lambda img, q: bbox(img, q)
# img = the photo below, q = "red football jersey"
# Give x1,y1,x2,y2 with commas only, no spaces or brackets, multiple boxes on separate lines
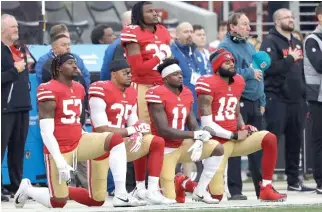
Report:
37,80,85,154
146,85,194,148
196,74,245,143
121,24,171,85
88,81,137,129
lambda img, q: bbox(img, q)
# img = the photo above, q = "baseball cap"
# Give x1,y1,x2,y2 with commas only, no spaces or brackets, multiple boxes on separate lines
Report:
251,51,271,72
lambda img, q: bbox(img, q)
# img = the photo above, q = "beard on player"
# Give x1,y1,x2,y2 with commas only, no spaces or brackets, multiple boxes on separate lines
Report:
218,66,236,78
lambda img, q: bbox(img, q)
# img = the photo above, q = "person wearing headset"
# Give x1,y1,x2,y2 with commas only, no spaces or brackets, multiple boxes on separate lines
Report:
217,12,265,201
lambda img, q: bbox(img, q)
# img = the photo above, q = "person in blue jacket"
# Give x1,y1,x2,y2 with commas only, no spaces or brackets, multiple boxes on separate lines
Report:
100,11,132,80
171,22,212,123
35,24,90,88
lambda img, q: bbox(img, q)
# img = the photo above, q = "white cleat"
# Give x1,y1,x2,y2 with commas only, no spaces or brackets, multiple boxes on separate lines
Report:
131,187,148,206
192,189,220,204
132,187,147,200
14,178,31,208
113,193,145,207
146,189,176,205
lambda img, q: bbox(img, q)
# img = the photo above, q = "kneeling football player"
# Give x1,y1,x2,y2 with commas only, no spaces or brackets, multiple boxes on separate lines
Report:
88,59,175,205
146,59,224,204
196,48,287,202
14,53,140,208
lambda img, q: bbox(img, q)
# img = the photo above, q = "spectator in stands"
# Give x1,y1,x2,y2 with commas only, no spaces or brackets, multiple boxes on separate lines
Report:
171,22,212,123
218,12,264,201
192,24,211,72
91,24,116,44
260,8,315,192
35,24,90,88
209,21,227,52
303,2,322,195
100,11,132,80
1,14,31,202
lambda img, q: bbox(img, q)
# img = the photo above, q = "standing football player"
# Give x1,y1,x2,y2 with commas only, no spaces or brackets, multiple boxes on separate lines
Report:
88,59,175,204
196,48,287,202
146,58,224,204
121,1,172,194
14,53,140,208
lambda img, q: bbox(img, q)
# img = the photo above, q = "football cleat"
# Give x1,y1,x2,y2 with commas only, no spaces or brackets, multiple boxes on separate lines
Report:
14,179,31,208
132,187,147,200
113,192,145,207
146,189,176,205
192,189,220,204
174,173,186,203
259,183,287,202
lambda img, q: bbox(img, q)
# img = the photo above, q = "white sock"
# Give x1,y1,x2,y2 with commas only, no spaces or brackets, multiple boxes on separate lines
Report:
136,181,146,190
109,143,127,195
196,155,223,193
147,176,159,192
262,179,272,187
26,187,52,208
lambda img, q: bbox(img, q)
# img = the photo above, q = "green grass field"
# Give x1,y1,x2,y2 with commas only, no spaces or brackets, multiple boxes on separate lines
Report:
148,205,322,212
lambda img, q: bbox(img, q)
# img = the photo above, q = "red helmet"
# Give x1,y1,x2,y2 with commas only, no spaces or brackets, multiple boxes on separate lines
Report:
209,48,235,73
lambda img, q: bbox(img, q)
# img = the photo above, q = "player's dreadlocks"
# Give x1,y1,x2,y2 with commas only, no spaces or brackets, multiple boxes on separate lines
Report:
131,1,152,30
51,55,61,79
50,53,76,79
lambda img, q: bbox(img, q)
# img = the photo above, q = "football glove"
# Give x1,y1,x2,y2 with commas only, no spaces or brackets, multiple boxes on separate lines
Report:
187,140,203,162
129,132,143,153
193,130,212,142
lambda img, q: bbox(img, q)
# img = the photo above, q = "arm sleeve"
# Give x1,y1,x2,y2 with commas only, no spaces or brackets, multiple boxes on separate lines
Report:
260,38,294,76
305,38,322,74
89,97,109,128
40,119,64,163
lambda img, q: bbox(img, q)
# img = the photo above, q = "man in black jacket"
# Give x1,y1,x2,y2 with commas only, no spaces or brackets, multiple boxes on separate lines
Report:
1,14,31,201
303,3,322,194
260,8,314,192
